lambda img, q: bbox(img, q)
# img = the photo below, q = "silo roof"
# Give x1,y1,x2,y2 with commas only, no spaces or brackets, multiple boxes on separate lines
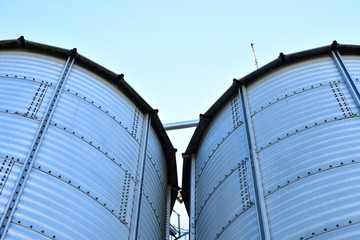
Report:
0,36,178,205
181,41,360,213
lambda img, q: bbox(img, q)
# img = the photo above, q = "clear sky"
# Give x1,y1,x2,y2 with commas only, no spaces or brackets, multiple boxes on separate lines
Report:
2,0,360,233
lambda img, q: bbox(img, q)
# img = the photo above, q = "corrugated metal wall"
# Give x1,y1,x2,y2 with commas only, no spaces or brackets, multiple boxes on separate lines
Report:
0,52,64,236
246,56,360,239
192,53,360,240
137,127,168,239
342,56,360,92
194,96,260,240
0,50,170,239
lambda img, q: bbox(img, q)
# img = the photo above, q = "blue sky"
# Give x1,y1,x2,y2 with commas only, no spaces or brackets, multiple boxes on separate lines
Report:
3,1,360,123
3,0,360,230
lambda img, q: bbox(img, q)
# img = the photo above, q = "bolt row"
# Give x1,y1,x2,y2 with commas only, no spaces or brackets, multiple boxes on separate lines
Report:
131,107,140,139
196,126,239,184
330,81,354,117
12,221,56,239
215,203,254,238
2,74,54,84
25,81,49,119
0,60,74,237
239,160,251,210
251,81,342,117
64,89,141,143
0,157,16,196
33,164,129,227
147,154,166,193
49,122,135,180
231,96,243,129
143,191,164,235
195,159,247,221
265,159,358,197
120,172,131,224
257,115,358,152
299,219,360,240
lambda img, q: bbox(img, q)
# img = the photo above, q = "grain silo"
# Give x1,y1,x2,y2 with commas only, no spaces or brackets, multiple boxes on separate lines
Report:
182,41,360,240
0,36,178,240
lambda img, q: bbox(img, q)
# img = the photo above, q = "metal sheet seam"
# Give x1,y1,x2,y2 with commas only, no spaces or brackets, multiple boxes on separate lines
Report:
301,220,360,240
239,84,271,240
26,81,49,119
1,76,53,120
0,52,75,239
189,154,196,240
0,112,44,125
62,89,142,144
332,50,360,110
120,172,132,224
47,123,136,181
215,204,255,239
195,123,244,184
142,190,164,234
30,165,129,227
265,159,359,197
131,107,140,140
250,82,339,117
257,116,359,153
0,75,48,84
0,157,19,196
146,153,166,193
11,221,55,239
195,158,248,221
129,113,151,240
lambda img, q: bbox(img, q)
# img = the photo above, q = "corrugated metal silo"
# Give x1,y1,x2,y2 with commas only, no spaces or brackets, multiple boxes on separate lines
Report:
0,37,178,240
182,41,360,240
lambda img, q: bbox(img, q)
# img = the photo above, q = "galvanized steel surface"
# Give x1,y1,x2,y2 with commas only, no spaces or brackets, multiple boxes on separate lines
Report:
0,55,76,238
137,128,168,239
247,56,360,239
0,51,65,85
184,44,360,240
342,56,360,78
216,208,259,240
342,56,360,92
193,96,260,240
0,41,175,240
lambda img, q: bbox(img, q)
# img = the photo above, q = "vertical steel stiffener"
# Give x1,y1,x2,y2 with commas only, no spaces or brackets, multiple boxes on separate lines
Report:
332,50,360,110
183,42,360,240
130,113,151,240
0,38,177,240
239,84,271,240
0,53,76,239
